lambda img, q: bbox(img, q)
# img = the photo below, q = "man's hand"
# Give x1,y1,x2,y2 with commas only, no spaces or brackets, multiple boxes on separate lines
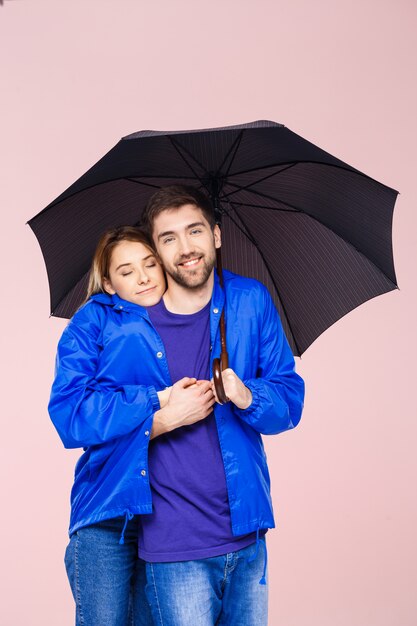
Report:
211,368,253,409
151,377,215,439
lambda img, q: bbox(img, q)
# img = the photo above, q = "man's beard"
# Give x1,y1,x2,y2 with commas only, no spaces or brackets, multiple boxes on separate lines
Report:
165,251,216,289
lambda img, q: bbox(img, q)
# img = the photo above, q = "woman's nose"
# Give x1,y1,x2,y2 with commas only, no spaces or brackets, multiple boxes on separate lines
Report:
137,270,150,284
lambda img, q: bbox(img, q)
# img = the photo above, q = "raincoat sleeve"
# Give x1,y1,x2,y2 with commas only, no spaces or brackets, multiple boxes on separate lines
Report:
48,304,160,449
233,284,305,436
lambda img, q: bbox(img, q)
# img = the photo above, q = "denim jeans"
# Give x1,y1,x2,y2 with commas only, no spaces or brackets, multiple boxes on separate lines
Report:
145,538,268,626
64,516,153,626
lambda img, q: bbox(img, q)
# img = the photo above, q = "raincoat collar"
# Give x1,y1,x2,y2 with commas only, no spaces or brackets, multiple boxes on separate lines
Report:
89,292,149,315
212,269,226,310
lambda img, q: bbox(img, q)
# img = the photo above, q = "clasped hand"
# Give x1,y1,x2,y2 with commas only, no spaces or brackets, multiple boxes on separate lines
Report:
153,370,252,438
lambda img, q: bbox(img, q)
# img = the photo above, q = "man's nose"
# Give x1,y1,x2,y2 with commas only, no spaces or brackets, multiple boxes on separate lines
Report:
177,234,193,256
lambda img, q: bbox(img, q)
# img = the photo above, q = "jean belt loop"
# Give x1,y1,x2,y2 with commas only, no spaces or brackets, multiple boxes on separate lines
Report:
247,526,260,564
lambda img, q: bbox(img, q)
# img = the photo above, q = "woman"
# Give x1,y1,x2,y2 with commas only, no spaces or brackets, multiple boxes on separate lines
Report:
49,226,207,626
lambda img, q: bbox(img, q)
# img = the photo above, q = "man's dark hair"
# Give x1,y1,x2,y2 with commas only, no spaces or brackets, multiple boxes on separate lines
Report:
141,185,216,234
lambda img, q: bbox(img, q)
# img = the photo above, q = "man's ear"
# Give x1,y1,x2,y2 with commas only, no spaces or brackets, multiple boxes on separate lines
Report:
213,224,221,249
102,277,116,295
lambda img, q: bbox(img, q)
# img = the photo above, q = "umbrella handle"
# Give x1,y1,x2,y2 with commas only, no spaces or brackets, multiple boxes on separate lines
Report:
212,245,230,404
213,356,229,404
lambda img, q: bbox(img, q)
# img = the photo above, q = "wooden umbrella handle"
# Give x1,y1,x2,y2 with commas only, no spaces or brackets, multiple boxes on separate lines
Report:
213,311,229,403
213,357,229,404
213,235,229,404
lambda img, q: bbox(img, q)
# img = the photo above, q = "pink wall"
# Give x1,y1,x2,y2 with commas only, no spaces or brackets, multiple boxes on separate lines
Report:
1,1,416,624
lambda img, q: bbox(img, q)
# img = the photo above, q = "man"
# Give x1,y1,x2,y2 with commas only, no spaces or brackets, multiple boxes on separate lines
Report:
140,185,305,625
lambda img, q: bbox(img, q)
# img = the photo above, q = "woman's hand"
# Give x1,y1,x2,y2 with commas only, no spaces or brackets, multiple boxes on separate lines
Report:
151,377,215,438
156,386,172,408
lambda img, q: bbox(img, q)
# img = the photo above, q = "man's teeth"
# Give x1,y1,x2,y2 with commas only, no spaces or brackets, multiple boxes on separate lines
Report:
182,258,200,267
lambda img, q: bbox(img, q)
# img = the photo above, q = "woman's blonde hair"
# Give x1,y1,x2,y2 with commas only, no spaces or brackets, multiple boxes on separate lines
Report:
85,226,156,300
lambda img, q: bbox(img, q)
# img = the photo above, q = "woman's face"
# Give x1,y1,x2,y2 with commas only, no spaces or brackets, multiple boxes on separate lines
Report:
103,240,166,307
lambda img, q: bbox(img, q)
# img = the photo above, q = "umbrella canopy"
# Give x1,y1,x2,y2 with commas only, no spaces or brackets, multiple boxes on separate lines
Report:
28,120,399,356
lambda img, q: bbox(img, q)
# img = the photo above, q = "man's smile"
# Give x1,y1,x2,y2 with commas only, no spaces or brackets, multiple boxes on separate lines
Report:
178,256,202,268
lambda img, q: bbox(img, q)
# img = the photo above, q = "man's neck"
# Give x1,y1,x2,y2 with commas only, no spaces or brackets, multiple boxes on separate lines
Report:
163,272,214,314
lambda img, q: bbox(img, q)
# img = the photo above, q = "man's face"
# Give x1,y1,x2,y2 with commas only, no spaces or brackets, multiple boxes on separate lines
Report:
152,204,221,289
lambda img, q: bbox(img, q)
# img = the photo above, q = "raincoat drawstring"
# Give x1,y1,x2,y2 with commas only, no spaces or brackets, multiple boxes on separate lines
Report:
119,510,134,545
247,527,268,585
258,537,267,585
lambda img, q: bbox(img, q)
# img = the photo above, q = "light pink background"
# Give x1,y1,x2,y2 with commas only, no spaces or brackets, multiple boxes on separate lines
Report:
1,1,416,624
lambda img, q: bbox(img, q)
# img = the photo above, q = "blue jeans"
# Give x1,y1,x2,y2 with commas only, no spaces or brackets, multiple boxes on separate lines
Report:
145,539,268,626
64,516,153,626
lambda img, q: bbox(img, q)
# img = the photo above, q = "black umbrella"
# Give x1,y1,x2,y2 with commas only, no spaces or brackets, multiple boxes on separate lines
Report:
29,120,399,366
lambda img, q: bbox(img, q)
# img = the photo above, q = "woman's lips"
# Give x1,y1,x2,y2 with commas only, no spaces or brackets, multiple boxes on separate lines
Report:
136,286,156,295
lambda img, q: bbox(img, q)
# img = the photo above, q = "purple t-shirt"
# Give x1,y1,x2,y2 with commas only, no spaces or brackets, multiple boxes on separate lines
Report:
138,298,258,562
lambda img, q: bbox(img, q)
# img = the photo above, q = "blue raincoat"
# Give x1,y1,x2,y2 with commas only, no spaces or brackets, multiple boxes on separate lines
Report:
49,270,305,538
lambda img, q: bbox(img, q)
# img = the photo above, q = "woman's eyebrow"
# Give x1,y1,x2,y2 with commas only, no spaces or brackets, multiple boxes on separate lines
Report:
115,254,155,271
115,262,133,271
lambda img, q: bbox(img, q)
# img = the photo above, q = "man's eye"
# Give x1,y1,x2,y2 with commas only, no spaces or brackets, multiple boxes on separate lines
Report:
163,237,174,244
190,229,202,235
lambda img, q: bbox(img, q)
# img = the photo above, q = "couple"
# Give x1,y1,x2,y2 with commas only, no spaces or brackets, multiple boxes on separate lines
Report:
49,185,305,626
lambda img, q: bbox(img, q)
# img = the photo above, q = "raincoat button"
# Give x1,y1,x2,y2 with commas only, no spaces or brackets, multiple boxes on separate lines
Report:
119,305,123,310
144,430,150,436
141,469,147,477
156,351,163,358
213,308,219,314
